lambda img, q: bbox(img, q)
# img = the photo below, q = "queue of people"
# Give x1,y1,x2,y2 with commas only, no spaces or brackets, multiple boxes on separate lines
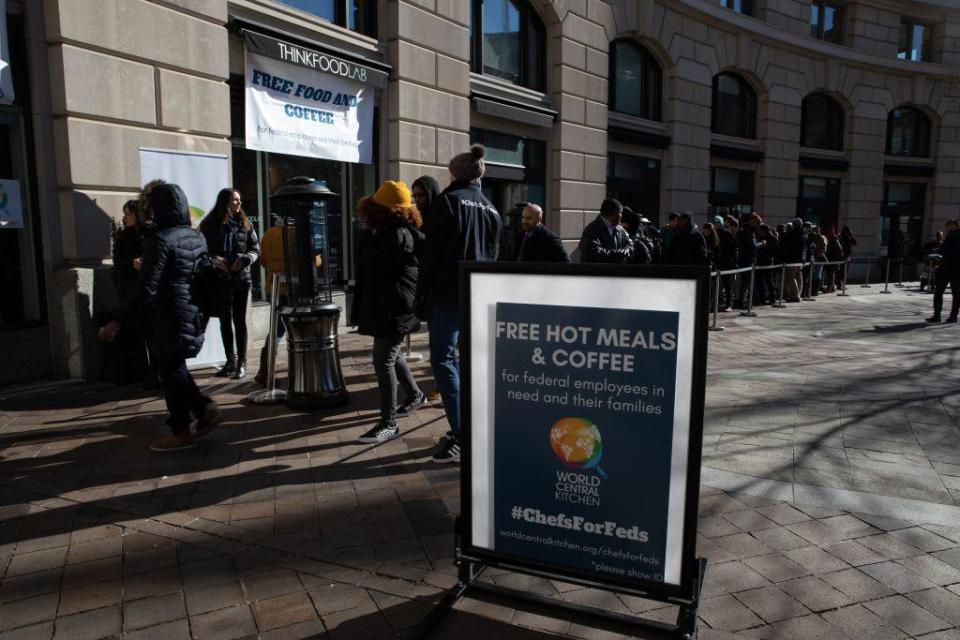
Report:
105,145,959,460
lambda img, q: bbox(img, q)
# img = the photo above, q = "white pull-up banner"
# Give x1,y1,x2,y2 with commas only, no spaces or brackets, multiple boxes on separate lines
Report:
0,0,15,105
244,31,378,164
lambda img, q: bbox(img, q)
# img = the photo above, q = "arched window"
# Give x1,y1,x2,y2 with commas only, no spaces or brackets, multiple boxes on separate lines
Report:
711,73,757,139
471,0,546,91
801,94,844,150
887,107,931,157
609,40,662,122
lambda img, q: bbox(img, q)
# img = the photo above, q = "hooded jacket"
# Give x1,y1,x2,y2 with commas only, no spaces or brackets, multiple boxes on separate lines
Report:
351,220,423,340
418,180,501,310
116,183,209,360
412,176,441,230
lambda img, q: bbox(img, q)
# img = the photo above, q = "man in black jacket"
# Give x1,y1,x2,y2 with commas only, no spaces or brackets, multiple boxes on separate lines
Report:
717,217,738,310
99,182,220,453
664,212,708,266
928,219,960,323
781,218,808,302
513,204,570,263
734,216,758,308
419,145,502,463
755,224,779,304
579,198,634,263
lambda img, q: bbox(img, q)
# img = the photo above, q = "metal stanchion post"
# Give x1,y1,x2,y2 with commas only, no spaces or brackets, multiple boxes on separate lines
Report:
896,258,904,288
248,273,286,405
709,271,724,331
881,258,892,294
773,264,787,308
404,333,425,362
740,265,757,317
803,263,815,301
838,259,850,296
861,258,872,287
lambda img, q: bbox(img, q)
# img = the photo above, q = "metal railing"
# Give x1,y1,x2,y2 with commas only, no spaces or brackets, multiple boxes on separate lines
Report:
707,257,906,331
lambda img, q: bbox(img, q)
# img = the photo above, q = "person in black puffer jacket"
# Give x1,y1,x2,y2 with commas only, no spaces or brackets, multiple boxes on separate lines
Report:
100,181,221,453
200,188,260,380
351,181,426,444
928,219,960,323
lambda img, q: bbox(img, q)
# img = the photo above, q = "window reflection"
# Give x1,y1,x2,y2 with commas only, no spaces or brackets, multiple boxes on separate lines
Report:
482,0,521,83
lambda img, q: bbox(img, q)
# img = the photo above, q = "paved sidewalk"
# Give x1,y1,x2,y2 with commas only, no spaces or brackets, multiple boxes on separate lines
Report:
1,285,959,639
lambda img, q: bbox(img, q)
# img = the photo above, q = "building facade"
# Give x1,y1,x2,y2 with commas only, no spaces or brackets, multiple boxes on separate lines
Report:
2,0,958,383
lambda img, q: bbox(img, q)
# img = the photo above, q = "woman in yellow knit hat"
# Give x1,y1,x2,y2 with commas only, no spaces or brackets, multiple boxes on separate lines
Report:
351,180,427,444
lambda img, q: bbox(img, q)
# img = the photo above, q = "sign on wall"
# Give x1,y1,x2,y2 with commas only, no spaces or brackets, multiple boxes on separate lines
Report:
0,178,23,228
139,148,229,368
462,263,708,600
244,32,377,164
0,0,15,105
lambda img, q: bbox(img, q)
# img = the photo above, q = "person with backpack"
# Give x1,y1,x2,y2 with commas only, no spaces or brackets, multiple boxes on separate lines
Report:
99,181,221,453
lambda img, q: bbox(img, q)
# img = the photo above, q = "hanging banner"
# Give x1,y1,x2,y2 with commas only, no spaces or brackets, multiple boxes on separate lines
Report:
0,178,23,228
0,0,15,105
139,148,230,368
244,32,375,164
462,263,708,601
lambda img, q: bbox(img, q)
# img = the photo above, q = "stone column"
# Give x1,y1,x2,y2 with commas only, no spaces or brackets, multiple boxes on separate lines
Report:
41,0,231,378
551,0,611,250
386,0,471,187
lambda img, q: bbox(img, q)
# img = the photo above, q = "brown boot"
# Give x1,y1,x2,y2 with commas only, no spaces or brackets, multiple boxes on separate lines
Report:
150,432,197,453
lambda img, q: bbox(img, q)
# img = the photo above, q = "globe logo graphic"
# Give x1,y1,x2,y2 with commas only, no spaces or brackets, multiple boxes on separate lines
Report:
549,417,607,479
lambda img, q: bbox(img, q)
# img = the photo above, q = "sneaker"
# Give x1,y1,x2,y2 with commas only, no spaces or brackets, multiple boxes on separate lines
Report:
397,392,427,417
150,433,197,453
190,401,222,438
926,315,942,323
215,359,237,377
432,438,460,463
358,422,400,444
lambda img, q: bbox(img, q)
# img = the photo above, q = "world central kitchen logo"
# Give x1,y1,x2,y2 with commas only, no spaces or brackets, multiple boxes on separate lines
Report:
549,417,606,507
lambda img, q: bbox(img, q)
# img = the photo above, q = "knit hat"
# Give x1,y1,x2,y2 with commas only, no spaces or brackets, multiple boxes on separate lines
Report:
371,180,413,210
713,216,724,225
449,145,486,182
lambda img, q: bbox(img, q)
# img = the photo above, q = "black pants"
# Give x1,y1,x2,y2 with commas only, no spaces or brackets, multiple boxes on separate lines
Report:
933,268,960,318
756,268,773,304
159,357,211,434
140,311,158,379
721,274,734,308
218,283,250,363
372,337,421,425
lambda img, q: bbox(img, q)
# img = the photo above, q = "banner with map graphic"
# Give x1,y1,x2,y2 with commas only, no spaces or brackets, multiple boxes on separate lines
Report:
138,148,229,368
462,264,708,599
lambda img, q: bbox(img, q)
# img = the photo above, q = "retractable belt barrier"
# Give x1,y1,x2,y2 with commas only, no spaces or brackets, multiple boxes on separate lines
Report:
705,256,900,331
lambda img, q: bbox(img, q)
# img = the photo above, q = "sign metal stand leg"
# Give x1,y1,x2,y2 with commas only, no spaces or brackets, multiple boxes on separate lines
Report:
772,264,787,308
413,554,708,640
838,260,850,296
248,273,286,404
740,266,757,318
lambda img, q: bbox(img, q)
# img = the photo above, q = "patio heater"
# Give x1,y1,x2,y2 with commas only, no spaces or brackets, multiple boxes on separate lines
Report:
273,176,349,410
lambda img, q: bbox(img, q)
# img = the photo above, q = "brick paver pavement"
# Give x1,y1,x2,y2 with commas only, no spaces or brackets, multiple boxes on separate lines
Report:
1,285,959,639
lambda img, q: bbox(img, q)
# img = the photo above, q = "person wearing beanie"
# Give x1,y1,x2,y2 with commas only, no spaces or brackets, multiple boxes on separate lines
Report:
351,181,427,444
418,144,502,463
578,198,635,263
99,180,221,453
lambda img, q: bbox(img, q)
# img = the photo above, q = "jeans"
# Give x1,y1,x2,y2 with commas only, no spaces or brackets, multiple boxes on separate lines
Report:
784,266,803,300
159,357,212,434
933,268,960,318
219,282,250,363
429,305,461,437
756,268,773,304
721,274,734,308
372,337,422,425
